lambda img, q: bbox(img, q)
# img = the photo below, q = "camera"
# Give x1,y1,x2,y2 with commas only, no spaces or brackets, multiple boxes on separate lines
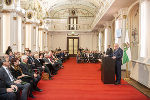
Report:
13,88,17,92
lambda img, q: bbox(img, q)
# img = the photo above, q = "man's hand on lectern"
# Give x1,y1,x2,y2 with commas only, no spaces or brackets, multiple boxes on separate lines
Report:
112,56,116,59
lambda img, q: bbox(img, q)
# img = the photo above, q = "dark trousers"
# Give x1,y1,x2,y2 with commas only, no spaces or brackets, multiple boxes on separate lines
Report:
44,66,52,78
0,92,16,100
115,61,122,83
33,75,41,89
16,83,30,100
21,77,34,96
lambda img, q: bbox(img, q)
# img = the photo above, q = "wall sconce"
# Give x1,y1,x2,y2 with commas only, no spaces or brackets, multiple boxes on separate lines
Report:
13,43,16,46
132,28,137,41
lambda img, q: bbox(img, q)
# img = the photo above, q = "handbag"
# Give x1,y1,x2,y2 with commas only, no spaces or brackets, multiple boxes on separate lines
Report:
41,70,49,80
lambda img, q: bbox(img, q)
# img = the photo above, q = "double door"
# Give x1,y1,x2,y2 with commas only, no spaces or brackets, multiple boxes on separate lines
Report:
67,37,79,57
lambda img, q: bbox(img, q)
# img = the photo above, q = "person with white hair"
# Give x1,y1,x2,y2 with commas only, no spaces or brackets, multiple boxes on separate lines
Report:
112,43,123,85
19,55,42,98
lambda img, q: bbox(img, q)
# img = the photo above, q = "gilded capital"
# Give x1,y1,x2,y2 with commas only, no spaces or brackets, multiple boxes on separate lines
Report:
123,15,127,19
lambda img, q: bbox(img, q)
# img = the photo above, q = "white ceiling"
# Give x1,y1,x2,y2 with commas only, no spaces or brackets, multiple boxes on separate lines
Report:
20,0,138,31
21,0,105,18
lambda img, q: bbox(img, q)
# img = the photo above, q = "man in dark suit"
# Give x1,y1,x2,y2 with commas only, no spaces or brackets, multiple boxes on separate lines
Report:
43,54,54,79
0,77,17,100
112,43,123,85
20,55,42,92
0,55,30,100
106,45,113,57
26,50,36,69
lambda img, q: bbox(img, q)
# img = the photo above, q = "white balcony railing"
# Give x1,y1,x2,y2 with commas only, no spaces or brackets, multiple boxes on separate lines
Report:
48,23,91,31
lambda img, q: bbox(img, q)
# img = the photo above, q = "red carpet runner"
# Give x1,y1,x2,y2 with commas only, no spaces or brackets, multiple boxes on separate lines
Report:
29,58,149,100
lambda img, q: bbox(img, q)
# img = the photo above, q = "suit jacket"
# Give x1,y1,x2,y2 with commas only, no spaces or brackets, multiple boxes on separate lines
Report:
0,77,9,94
9,66,22,79
28,56,34,65
34,59,43,69
106,48,113,57
93,53,98,59
43,58,50,64
39,59,45,66
0,67,14,86
113,47,123,64
0,60,2,68
19,63,33,77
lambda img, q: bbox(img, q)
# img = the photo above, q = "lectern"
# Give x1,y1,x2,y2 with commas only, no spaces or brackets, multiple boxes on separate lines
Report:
101,56,115,84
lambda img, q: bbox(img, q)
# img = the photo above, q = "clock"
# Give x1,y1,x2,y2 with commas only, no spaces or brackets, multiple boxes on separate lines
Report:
5,0,12,6
27,12,32,19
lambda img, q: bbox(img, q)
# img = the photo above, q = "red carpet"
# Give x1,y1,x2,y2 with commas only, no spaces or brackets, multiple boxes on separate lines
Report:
29,58,149,100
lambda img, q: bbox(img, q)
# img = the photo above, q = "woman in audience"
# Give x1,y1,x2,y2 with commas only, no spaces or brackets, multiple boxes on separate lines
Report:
34,54,52,80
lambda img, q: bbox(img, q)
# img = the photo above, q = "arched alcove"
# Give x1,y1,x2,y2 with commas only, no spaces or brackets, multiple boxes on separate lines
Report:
128,3,139,60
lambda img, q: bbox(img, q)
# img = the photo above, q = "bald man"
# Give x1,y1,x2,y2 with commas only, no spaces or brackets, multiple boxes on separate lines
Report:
112,44,123,85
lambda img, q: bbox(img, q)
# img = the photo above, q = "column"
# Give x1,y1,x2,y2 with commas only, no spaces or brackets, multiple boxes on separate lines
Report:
43,32,46,51
25,23,34,51
121,15,127,43
101,31,104,52
2,13,11,53
98,28,104,52
11,14,19,52
45,32,48,51
18,16,23,53
104,23,112,52
47,33,50,51
39,28,43,51
140,0,150,58
1,12,19,54
21,22,25,53
36,26,39,52
32,26,36,52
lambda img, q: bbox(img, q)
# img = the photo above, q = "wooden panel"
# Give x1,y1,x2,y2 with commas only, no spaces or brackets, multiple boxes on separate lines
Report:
74,39,78,54
69,39,73,54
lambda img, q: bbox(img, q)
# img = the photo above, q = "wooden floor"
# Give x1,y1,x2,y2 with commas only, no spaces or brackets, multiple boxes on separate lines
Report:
122,71,150,98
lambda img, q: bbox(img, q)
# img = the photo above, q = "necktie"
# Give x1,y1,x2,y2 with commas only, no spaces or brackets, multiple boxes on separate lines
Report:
6,68,14,81
37,59,40,62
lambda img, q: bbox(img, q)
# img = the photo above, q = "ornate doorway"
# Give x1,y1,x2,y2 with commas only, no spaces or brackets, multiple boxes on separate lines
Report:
67,37,79,57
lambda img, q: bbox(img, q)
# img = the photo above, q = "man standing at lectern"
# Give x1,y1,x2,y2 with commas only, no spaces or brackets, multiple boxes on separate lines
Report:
112,43,123,85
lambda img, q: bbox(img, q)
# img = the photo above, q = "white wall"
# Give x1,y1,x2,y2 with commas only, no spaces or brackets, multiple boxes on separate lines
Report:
48,31,98,51
79,32,98,51
49,32,67,50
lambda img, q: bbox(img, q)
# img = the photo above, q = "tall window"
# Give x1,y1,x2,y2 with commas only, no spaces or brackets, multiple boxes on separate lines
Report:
69,17,78,30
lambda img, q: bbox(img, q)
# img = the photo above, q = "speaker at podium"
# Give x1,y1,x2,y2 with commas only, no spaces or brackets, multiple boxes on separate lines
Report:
101,56,115,84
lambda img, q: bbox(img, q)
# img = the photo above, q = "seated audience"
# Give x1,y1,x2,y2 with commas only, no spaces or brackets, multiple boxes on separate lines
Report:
19,55,42,93
0,54,30,100
0,77,17,100
0,47,68,99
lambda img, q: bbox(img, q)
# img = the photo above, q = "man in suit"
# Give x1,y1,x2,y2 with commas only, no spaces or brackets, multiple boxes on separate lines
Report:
20,55,42,92
26,50,36,69
0,75,17,100
43,54,53,79
106,45,113,57
112,43,123,85
0,55,30,100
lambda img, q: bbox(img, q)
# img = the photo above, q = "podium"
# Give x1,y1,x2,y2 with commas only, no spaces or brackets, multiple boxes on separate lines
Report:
101,56,115,84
